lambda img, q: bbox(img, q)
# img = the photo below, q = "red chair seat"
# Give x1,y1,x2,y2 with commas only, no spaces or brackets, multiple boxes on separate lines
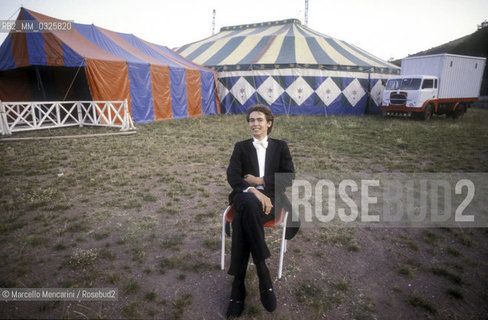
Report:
224,203,285,227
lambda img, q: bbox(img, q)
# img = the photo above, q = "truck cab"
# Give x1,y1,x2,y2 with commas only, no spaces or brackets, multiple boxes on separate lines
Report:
381,75,438,117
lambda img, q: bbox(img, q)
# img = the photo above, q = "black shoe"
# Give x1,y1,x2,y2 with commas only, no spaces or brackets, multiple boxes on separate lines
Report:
226,285,246,318
256,261,276,312
259,286,276,312
226,297,245,318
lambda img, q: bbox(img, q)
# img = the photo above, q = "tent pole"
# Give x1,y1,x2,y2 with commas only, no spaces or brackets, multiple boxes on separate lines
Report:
250,64,257,109
35,67,47,100
63,59,85,101
364,70,371,115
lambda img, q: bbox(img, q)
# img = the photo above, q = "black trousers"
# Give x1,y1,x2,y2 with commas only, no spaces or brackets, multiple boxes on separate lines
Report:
228,192,275,276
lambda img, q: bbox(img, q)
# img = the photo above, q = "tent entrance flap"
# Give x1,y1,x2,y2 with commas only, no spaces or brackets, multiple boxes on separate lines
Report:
0,66,92,102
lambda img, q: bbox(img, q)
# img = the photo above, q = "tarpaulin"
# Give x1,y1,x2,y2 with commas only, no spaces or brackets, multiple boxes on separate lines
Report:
200,71,219,115
185,69,202,117
169,68,188,119
85,59,130,124
0,37,17,70
42,33,65,66
150,65,172,120
128,62,154,123
0,8,219,122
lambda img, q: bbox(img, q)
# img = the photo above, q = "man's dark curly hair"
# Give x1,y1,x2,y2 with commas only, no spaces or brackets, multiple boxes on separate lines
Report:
246,104,274,134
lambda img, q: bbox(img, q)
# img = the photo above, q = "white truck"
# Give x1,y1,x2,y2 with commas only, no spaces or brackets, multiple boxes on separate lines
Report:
380,54,486,120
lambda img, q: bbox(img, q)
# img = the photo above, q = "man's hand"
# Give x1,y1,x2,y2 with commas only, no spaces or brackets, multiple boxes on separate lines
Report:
248,187,273,215
244,174,264,187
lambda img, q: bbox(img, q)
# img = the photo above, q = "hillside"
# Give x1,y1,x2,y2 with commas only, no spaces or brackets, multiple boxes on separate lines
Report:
413,28,487,58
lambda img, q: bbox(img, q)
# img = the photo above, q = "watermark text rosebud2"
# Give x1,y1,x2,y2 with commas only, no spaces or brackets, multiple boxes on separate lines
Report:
276,173,487,228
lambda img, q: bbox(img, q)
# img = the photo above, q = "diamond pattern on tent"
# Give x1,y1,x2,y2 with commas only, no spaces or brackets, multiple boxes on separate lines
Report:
227,76,244,90
315,77,341,106
331,77,344,90
256,76,285,106
302,76,321,90
244,76,259,89
342,78,366,107
254,75,273,89
272,75,298,90
370,79,384,106
280,91,295,108
217,79,230,102
229,77,255,105
286,77,314,106
215,74,389,114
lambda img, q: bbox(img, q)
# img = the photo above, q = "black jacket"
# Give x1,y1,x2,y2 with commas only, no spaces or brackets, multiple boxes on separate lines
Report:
226,137,295,204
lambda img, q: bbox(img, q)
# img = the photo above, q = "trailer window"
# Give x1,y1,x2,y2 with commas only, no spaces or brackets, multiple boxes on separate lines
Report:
422,79,434,89
434,79,438,88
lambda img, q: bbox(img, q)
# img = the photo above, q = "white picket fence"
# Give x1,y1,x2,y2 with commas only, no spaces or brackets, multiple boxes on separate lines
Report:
0,100,135,136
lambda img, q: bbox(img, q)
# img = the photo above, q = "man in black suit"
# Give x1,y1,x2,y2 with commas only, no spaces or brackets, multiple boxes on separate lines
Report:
225,104,295,318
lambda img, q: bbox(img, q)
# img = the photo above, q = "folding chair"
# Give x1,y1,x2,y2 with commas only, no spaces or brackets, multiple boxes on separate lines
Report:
221,204,289,279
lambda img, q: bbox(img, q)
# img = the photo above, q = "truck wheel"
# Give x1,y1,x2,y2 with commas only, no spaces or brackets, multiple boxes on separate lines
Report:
451,104,465,119
422,104,433,121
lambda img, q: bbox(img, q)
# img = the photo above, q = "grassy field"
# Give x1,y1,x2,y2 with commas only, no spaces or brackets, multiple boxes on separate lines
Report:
0,109,488,319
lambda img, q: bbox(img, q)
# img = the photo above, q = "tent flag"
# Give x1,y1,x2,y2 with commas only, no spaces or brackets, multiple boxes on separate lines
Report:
177,19,400,115
0,8,219,123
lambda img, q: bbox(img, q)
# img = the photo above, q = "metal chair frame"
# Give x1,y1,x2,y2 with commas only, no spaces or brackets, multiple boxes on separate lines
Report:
220,204,289,279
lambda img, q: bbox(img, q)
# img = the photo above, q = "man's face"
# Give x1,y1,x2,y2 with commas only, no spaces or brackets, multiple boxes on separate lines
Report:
248,111,271,140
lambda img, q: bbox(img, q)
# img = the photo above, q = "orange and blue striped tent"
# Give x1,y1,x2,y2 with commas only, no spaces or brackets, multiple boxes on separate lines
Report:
0,8,220,123
177,19,400,115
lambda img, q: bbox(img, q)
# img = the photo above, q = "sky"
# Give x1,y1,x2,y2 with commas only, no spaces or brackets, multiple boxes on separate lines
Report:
0,0,487,61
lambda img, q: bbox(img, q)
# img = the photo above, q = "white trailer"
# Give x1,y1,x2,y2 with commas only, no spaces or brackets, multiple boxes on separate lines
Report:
380,54,486,120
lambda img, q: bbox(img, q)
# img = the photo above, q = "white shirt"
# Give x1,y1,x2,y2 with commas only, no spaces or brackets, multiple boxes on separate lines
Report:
253,136,267,179
244,136,267,192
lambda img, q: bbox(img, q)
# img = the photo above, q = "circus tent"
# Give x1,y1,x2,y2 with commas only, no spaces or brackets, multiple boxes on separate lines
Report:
177,19,400,115
0,8,220,123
